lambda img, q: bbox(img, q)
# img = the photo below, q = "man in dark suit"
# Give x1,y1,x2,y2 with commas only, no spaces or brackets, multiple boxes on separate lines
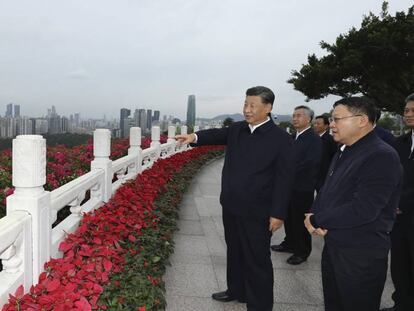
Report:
175,86,295,311
381,94,414,311
271,106,321,265
304,97,402,311
313,115,337,192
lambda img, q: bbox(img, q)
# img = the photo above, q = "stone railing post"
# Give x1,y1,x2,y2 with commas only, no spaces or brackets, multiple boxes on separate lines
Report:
204,125,211,130
91,129,112,202
6,135,50,280
150,126,161,160
193,125,200,132
180,125,188,150
181,125,188,136
128,127,142,174
167,125,176,143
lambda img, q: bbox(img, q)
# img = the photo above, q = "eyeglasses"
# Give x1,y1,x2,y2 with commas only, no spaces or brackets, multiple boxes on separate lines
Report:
329,115,362,123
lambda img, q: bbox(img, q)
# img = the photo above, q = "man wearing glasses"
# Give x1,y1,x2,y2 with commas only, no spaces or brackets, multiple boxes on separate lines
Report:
304,97,402,311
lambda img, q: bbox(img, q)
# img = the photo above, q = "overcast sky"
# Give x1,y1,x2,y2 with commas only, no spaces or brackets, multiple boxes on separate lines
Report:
0,0,412,120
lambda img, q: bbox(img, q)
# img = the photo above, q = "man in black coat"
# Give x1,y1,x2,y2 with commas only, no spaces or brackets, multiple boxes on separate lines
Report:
304,97,402,311
313,115,337,192
271,106,321,265
175,86,295,311
381,94,414,311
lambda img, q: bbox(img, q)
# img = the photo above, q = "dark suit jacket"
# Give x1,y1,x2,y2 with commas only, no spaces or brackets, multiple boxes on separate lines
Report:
393,131,414,215
310,131,402,251
194,120,295,220
316,131,337,191
292,128,322,192
374,125,396,146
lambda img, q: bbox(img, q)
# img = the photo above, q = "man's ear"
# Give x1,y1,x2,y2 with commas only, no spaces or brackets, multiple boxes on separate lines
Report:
266,103,273,113
359,114,370,127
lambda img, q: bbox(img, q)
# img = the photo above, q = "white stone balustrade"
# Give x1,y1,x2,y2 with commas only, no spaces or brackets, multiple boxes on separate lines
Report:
0,126,190,308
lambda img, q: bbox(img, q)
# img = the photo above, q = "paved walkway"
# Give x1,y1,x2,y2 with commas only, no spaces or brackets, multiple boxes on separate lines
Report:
164,158,395,311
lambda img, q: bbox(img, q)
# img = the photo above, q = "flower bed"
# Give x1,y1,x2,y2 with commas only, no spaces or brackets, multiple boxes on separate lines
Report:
3,145,224,311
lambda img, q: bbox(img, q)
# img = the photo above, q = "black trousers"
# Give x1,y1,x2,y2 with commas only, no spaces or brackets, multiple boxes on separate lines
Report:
321,244,388,311
223,210,273,311
283,190,314,258
390,215,414,311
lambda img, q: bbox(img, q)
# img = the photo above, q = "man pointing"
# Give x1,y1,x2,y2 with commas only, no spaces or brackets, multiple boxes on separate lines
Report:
176,86,295,311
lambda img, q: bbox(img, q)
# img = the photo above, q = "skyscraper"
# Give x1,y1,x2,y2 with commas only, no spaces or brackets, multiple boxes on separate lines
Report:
153,110,160,123
138,109,146,129
120,108,131,138
146,109,152,130
14,104,20,118
6,103,13,117
186,95,196,128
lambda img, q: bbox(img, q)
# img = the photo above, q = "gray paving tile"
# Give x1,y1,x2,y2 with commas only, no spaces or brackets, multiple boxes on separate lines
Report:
179,201,200,220
273,269,320,305
170,234,212,265
177,219,204,236
164,263,219,297
198,182,222,197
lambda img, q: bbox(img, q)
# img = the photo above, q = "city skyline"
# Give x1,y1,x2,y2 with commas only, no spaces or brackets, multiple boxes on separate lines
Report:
0,1,412,120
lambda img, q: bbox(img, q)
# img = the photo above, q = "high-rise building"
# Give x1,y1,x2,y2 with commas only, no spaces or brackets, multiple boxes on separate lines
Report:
120,108,131,138
122,117,134,138
35,119,48,134
153,110,160,123
6,103,13,117
74,113,80,127
48,115,62,134
14,105,20,118
186,95,196,128
17,117,32,135
61,117,69,133
146,109,152,130
138,109,146,130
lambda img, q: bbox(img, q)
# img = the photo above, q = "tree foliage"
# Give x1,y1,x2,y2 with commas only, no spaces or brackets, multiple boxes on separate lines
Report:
222,117,234,127
288,2,414,113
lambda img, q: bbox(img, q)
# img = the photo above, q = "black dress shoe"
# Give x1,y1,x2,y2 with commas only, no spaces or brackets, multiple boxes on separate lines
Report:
270,244,293,253
212,291,236,302
286,255,307,265
212,291,246,303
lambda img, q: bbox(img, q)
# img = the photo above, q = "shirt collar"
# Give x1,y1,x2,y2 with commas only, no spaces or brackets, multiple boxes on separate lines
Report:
295,126,311,139
248,117,271,133
411,131,414,152
319,130,327,137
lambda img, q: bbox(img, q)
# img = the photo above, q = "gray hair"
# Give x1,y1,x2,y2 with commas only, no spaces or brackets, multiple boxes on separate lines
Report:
294,105,314,121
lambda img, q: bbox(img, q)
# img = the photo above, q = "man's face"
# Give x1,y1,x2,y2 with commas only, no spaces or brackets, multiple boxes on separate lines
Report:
330,104,363,145
292,108,311,131
314,118,328,134
403,101,414,129
243,96,272,125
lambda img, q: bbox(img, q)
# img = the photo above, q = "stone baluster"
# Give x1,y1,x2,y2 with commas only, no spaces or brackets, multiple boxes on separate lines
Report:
6,135,50,280
167,125,176,143
91,129,112,202
128,127,142,175
204,125,211,130
150,126,161,160
181,125,188,135
193,125,200,132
